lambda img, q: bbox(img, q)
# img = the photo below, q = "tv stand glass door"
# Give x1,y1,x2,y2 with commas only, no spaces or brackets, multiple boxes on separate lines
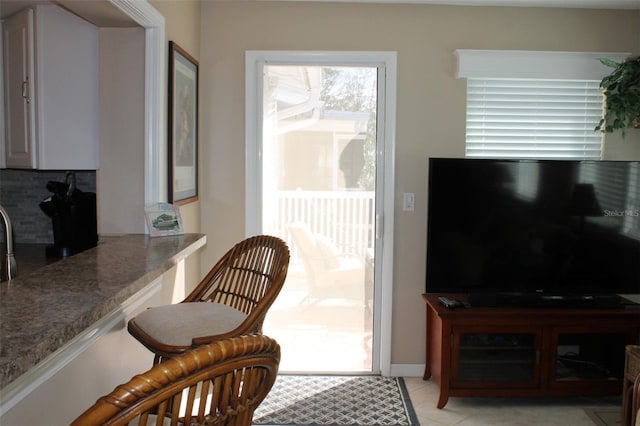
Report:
552,327,633,388
453,327,540,386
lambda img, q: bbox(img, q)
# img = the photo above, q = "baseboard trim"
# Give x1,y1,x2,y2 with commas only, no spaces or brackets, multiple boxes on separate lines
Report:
390,364,424,377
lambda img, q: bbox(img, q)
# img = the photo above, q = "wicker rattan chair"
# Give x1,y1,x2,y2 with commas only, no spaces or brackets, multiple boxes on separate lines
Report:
633,373,640,426
72,334,280,426
128,235,289,363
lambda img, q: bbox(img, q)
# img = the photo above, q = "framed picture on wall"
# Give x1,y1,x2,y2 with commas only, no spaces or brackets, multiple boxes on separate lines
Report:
168,41,199,205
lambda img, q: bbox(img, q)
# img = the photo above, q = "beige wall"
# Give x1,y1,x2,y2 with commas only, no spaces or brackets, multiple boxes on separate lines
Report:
99,28,146,235
150,0,201,234
150,0,203,292
192,2,640,368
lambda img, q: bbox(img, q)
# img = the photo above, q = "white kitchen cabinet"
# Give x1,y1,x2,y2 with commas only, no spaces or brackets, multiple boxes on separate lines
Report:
2,5,99,170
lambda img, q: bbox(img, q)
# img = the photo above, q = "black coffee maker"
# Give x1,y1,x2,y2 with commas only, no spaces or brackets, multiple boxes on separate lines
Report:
39,171,98,258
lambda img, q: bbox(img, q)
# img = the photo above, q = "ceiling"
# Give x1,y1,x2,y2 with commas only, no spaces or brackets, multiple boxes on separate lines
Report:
0,0,638,25
0,0,139,26
277,0,640,7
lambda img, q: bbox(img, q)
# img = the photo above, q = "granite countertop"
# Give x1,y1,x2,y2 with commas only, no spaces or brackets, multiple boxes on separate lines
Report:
0,233,206,389
1,243,57,280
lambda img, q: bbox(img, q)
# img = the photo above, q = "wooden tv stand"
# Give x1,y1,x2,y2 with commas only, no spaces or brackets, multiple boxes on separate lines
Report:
423,294,640,409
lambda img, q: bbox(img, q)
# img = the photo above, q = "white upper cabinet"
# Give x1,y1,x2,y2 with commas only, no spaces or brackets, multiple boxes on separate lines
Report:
2,8,35,168
2,4,99,170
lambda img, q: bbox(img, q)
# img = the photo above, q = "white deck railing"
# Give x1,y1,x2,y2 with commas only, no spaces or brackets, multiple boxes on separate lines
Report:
273,190,375,264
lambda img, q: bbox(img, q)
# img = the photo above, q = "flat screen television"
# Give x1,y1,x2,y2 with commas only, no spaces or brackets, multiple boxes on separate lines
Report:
425,158,640,308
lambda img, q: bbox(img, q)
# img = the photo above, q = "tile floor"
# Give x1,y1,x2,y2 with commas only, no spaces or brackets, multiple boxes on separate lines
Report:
403,376,621,425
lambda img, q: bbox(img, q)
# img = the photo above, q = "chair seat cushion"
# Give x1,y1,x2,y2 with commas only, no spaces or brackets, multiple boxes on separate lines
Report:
133,302,248,347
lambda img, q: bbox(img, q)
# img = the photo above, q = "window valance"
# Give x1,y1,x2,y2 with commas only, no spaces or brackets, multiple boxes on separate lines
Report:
454,50,631,80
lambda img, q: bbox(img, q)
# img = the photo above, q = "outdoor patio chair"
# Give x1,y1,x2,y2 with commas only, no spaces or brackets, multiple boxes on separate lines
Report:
287,222,366,306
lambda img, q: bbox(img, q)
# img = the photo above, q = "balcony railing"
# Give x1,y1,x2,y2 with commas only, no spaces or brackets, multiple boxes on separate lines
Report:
271,190,375,266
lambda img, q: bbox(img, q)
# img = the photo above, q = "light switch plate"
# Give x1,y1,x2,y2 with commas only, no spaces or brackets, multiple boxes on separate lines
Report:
403,193,415,211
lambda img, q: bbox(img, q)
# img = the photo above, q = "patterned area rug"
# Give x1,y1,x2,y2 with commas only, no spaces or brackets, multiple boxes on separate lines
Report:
253,375,419,426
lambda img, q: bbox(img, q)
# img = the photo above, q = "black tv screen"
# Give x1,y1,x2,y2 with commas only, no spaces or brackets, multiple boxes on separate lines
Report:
425,158,640,307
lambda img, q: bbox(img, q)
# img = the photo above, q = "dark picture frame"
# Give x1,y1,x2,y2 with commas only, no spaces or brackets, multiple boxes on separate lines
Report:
168,41,198,205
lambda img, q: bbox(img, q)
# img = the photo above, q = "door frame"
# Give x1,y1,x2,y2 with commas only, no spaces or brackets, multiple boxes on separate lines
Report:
245,51,397,375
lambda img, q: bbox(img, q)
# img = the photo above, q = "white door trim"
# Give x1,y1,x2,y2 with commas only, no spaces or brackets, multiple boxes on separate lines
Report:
245,51,397,375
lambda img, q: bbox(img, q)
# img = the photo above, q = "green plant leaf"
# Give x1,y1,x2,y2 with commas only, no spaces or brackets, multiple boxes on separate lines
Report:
599,58,620,68
596,56,640,136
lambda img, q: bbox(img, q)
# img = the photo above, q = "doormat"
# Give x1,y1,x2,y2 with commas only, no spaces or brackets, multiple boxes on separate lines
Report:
253,375,419,425
583,408,621,426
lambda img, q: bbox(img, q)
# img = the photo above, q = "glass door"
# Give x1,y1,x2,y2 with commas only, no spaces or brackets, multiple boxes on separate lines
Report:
260,64,377,373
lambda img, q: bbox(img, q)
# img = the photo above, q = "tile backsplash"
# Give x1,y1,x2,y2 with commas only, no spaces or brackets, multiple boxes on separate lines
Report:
0,169,96,244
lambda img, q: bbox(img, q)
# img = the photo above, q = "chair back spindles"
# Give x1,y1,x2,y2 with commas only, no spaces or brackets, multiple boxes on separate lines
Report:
185,235,289,334
72,335,280,426
187,236,287,307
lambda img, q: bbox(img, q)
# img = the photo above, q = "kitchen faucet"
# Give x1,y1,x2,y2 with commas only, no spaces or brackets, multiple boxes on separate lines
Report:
0,205,17,281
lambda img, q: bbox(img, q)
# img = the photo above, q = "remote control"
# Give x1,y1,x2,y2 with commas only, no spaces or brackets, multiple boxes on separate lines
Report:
438,297,461,309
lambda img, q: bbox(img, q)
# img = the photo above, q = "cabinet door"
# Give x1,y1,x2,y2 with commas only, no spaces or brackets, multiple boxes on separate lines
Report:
3,8,36,169
551,325,638,391
34,4,99,170
3,5,98,170
451,326,542,389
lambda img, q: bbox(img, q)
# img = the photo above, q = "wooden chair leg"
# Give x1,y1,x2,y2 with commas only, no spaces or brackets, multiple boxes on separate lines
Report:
632,374,640,426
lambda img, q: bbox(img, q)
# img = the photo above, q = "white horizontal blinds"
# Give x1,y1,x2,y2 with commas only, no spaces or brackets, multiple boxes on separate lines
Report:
579,162,640,238
466,78,604,159
580,162,627,211
625,165,640,238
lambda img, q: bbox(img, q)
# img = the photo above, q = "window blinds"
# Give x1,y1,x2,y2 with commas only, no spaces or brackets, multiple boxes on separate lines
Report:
465,78,604,160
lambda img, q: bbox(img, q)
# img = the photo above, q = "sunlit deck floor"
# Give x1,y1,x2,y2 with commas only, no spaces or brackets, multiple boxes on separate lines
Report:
262,270,373,373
